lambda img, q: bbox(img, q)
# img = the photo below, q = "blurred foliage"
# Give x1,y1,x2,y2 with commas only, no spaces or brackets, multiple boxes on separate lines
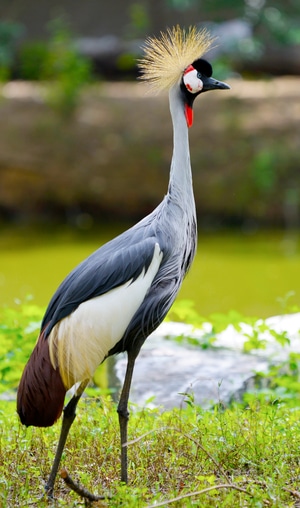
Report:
0,300,44,395
169,298,300,407
18,41,49,81
117,52,137,72
167,0,300,75
42,18,92,117
17,18,92,117
2,298,300,408
251,148,278,193
125,2,150,39
173,0,300,46
0,21,23,81
0,1,299,86
122,0,300,77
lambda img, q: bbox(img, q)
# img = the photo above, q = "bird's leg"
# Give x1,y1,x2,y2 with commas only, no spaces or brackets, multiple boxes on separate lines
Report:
45,380,88,498
117,349,138,484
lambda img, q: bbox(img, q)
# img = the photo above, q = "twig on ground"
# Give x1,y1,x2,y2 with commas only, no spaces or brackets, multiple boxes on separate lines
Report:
60,468,111,504
282,487,300,500
241,478,300,501
146,483,252,507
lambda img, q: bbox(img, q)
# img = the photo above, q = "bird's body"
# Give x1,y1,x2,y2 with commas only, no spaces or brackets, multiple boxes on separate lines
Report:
17,26,229,498
17,82,197,428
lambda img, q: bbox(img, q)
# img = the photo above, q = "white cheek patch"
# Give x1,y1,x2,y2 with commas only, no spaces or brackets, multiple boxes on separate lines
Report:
183,68,203,94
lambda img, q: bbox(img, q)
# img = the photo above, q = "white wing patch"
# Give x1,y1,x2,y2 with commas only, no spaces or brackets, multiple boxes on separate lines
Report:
49,243,163,389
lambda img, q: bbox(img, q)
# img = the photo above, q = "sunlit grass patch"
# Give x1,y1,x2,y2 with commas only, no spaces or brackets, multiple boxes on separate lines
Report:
1,396,300,506
1,302,300,505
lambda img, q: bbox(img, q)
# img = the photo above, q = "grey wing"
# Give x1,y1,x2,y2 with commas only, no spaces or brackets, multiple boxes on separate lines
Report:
42,236,163,337
116,251,184,353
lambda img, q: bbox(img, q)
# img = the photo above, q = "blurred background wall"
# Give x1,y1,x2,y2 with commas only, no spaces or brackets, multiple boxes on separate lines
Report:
0,0,299,227
0,1,300,313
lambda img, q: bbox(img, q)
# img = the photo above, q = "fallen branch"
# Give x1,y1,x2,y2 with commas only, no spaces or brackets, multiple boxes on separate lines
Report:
60,468,111,504
240,478,300,502
282,486,300,499
146,483,252,507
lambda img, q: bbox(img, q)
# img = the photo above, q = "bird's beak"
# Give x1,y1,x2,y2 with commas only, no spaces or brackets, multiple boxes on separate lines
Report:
184,76,230,128
201,76,231,93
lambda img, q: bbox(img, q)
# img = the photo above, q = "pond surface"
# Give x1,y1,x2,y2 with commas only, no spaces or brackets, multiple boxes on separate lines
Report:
0,224,299,319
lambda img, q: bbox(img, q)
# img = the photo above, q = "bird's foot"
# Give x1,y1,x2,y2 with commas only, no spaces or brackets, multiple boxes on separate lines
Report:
25,489,55,506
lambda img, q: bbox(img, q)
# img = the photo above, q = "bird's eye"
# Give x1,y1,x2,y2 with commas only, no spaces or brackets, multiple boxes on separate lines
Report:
197,72,202,79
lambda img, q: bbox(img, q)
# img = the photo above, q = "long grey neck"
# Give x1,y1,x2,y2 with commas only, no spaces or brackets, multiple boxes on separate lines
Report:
167,85,195,212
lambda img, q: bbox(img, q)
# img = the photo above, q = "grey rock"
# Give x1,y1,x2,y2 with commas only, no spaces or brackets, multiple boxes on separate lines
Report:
112,314,300,409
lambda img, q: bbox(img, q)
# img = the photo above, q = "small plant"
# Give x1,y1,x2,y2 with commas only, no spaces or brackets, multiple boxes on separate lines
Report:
42,17,92,117
18,41,49,81
0,299,43,395
0,21,23,81
168,298,300,408
125,2,150,39
2,397,300,505
16,17,92,116
1,298,300,504
1,297,299,406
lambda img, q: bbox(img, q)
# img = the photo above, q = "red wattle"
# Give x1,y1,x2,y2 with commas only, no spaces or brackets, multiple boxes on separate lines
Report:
184,104,193,128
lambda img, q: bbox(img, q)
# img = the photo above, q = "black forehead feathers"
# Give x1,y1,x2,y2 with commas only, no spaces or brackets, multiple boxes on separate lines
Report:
192,58,212,77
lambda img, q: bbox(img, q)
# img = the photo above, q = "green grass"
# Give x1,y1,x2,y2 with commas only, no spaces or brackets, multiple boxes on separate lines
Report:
1,397,300,506
1,302,300,506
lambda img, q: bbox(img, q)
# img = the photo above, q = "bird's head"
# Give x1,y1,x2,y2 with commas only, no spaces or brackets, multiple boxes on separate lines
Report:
181,58,230,127
139,25,230,127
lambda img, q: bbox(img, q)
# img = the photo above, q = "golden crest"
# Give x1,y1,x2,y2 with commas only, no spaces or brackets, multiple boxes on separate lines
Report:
139,25,214,92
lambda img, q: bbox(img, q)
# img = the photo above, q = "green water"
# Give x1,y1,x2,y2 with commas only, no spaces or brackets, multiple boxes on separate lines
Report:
0,224,299,318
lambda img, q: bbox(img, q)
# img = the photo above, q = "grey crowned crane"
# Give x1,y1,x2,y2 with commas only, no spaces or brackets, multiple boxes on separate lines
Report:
17,26,230,498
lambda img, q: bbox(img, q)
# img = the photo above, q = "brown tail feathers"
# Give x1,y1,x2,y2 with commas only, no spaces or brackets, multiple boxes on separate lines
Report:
17,328,66,427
